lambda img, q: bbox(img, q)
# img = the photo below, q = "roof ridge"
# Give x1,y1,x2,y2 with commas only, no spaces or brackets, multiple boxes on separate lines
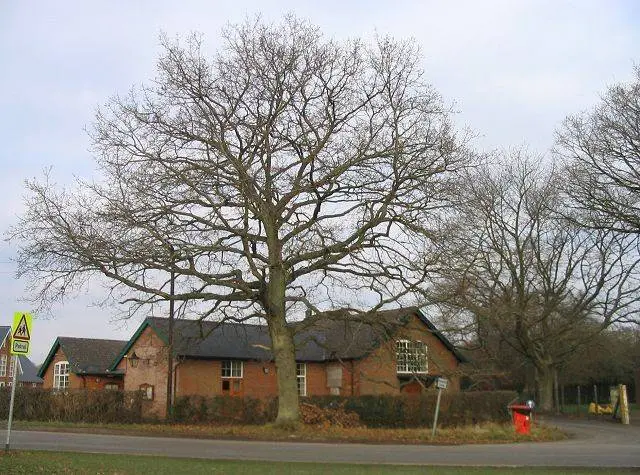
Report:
58,336,128,342
147,316,268,329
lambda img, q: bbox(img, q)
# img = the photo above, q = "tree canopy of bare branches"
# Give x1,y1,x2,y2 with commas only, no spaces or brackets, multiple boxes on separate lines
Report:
9,16,472,425
556,67,640,233
433,152,640,411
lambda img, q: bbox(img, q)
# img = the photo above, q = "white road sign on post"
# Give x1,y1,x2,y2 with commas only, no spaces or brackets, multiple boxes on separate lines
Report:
6,312,34,450
431,377,449,439
11,312,32,356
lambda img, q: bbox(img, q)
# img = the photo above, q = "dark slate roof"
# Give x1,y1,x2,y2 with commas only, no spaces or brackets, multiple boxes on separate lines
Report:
18,356,43,384
38,337,128,378
111,307,466,369
146,318,274,360
292,308,410,361
0,326,10,346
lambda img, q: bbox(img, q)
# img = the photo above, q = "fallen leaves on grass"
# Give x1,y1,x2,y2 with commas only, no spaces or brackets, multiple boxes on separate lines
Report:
12,420,566,445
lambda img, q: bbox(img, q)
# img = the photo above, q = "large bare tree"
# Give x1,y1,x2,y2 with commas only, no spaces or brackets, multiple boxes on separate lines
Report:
9,17,470,425
556,67,640,234
434,152,640,411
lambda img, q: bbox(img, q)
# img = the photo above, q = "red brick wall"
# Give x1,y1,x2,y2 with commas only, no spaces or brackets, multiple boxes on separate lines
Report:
78,375,123,390
116,325,169,417
241,361,277,397
353,314,461,395
118,314,461,416
176,360,280,398
41,347,83,389
0,334,13,387
175,359,217,396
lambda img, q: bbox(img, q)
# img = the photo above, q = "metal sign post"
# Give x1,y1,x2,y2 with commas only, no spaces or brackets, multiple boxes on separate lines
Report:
431,377,448,439
5,312,33,450
5,356,19,450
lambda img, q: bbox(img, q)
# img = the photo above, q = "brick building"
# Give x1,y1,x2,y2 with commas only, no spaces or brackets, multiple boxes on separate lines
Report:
110,307,466,417
0,326,43,388
37,337,126,390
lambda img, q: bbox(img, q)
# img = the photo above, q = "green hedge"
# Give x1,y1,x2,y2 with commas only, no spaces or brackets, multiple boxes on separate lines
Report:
0,389,516,427
305,391,516,427
171,395,277,424
0,388,144,423
171,391,517,427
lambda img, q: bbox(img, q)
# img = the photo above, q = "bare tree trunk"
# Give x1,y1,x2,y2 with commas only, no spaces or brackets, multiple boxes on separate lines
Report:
268,317,299,427
537,364,555,412
265,236,299,427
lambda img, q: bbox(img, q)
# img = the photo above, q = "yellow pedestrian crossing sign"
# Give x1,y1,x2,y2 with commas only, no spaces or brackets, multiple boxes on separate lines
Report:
11,312,32,355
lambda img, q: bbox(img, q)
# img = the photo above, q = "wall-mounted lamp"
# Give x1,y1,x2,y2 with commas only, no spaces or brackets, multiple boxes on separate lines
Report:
262,367,270,374
129,351,140,368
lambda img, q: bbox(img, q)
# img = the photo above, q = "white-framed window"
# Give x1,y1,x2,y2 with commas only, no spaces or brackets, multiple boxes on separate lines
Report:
104,383,119,391
396,340,428,374
221,360,243,378
53,361,70,390
296,363,307,397
0,382,5,387
0,355,6,377
8,357,14,377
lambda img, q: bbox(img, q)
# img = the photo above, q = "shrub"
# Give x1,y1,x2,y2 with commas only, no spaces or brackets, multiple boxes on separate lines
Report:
305,391,516,428
170,395,276,425
0,387,144,423
170,391,516,428
0,389,516,427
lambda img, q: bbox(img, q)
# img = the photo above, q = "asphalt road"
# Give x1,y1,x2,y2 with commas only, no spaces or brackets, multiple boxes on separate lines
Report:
2,417,639,468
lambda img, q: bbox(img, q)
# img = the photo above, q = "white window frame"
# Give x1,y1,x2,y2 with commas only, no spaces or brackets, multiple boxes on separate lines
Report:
296,363,307,397
53,361,70,390
0,355,6,377
221,360,243,378
140,383,154,400
396,339,428,374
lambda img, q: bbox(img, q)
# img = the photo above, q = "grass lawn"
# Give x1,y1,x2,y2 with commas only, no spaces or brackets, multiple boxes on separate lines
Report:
0,451,636,475
8,420,566,445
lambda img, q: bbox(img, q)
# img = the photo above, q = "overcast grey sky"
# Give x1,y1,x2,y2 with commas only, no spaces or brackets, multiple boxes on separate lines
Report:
1,0,639,364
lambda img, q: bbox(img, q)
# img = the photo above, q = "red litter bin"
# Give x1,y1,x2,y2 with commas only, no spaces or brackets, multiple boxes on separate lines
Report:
508,404,533,434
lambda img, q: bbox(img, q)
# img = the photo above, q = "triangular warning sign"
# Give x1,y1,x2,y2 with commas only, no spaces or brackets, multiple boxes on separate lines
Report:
13,314,30,341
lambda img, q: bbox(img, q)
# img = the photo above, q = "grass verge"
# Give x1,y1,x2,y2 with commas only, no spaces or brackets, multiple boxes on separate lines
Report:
7,420,566,444
0,451,633,475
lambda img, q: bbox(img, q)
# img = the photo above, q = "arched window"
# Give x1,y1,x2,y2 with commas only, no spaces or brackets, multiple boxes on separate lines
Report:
139,383,154,400
396,340,428,374
53,361,70,390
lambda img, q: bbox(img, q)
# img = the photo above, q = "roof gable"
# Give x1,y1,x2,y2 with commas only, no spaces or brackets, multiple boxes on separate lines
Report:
18,356,43,383
38,337,127,377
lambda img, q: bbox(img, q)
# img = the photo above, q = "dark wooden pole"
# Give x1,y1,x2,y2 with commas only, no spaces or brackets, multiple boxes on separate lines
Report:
166,254,175,419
